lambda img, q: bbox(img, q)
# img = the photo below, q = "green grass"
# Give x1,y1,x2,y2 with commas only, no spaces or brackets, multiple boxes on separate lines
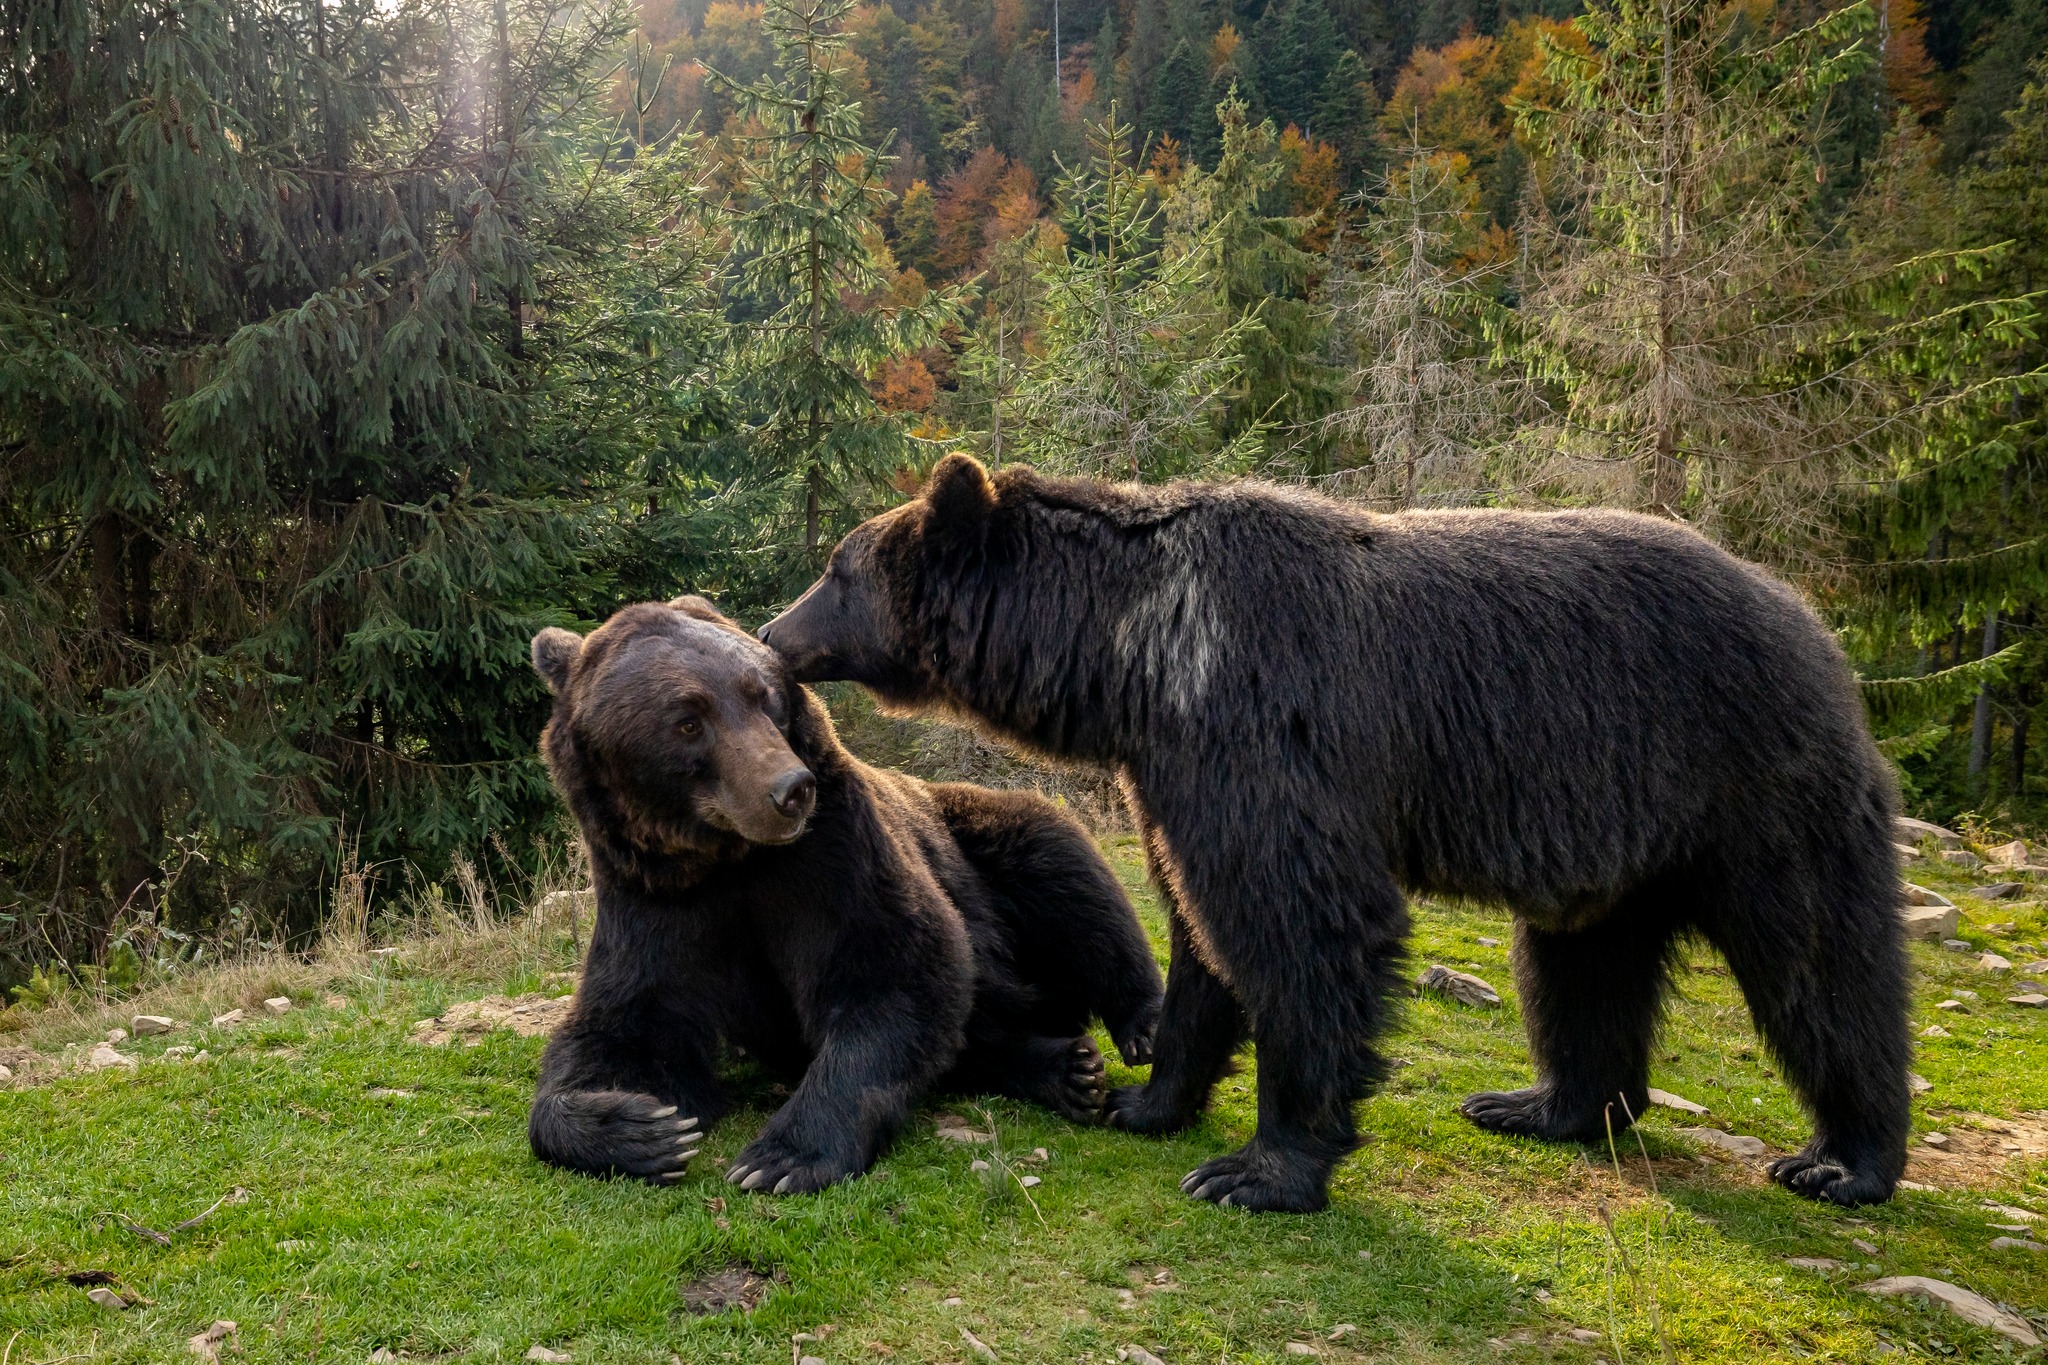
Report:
3,838,2045,1363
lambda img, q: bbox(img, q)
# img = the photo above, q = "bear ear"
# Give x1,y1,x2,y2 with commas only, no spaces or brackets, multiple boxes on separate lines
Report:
924,452,995,526
531,627,584,694
668,595,726,624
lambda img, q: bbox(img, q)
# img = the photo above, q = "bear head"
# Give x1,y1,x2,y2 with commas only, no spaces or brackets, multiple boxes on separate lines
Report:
756,452,1000,707
534,597,818,858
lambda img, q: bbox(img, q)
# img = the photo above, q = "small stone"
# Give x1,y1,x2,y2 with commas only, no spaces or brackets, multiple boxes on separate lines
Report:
1943,939,1973,952
1676,1126,1766,1158
1901,882,1955,907
1895,842,1923,862
1936,999,1963,1010
1647,1087,1707,1115
1416,964,1501,1007
2025,960,2048,975
1852,1238,1879,1255
936,1125,992,1143
1920,1025,1950,1037
1901,904,1959,939
1923,1132,1950,1148
1991,1237,2046,1252
106,1028,128,1043
799,1358,826,1365
191,1049,210,1062
368,1350,398,1364
1956,988,1980,998
960,1328,998,1360
1477,936,1501,947
1787,1257,1845,1271
1118,1349,1167,1365
1859,1276,2041,1346
131,1015,175,1035
1897,817,1962,846
211,1009,244,1026
1942,849,1984,871
0,1064,11,1081
1908,1072,1933,1092
1971,883,2025,900
2009,993,2048,1008
1979,953,2013,972
85,1286,127,1310
1032,1147,1049,1162
263,996,292,1013
970,1159,990,1172
1898,1179,1936,1191
1982,1201,2044,1221
1532,1289,1552,1302
322,994,347,1009
1565,1328,1601,1344
1284,1345,1319,1357
942,1297,963,1307
1018,1175,1041,1188
86,1043,136,1071
524,1348,572,1363
1327,1325,1356,1339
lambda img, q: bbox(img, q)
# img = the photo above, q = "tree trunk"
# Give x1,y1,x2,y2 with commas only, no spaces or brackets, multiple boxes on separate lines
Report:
1969,607,1999,777
1650,0,1683,518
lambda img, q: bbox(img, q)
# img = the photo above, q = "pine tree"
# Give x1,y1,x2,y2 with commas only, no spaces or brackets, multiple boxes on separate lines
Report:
1326,125,1515,503
0,0,728,967
995,107,1257,479
1168,90,1343,468
1314,48,1384,184
711,0,968,556
1507,0,1890,549
1152,37,1210,150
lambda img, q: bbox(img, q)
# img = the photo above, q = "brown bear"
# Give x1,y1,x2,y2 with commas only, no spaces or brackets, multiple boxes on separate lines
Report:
526,596,1162,1193
758,454,1910,1212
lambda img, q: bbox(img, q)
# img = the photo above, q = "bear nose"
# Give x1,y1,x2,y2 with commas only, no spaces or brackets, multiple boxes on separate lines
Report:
770,766,816,820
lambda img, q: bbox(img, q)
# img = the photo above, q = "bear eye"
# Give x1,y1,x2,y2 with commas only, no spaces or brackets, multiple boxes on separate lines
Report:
677,717,702,738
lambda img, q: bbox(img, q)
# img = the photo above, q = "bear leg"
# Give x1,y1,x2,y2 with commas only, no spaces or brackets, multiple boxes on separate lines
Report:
1104,891,1247,1135
1172,854,1410,1213
1460,908,1680,1144
1702,856,1909,1206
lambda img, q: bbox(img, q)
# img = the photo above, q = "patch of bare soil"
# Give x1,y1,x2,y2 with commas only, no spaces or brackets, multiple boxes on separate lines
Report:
678,1262,780,1315
409,993,574,1047
1905,1111,2048,1189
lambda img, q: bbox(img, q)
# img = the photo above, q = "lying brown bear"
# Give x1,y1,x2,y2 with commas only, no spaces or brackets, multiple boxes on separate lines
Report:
526,596,1163,1192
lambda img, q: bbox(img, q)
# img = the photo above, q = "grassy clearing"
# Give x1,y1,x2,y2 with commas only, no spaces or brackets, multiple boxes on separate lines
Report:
3,839,2045,1364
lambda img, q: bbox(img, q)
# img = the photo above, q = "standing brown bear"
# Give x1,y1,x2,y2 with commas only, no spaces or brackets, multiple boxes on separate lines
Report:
759,454,1911,1213
528,596,1162,1192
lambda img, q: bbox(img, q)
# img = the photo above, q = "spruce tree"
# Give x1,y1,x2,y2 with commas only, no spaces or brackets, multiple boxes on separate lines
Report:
0,0,728,968
711,0,968,557
995,108,1256,479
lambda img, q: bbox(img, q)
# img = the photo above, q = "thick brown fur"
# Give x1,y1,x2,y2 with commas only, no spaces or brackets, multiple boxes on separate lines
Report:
759,454,1911,1213
528,597,1162,1192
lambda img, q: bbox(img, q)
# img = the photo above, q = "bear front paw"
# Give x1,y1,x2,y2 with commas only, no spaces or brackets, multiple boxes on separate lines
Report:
1111,999,1161,1067
1179,1142,1331,1213
1767,1145,1899,1206
530,1089,705,1184
725,1136,862,1196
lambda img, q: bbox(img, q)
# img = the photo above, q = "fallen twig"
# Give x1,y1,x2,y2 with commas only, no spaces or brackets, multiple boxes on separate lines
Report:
95,1213,170,1247
171,1187,250,1233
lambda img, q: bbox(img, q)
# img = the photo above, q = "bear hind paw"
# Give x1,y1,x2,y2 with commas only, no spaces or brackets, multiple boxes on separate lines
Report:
1767,1145,1898,1206
1459,1086,1635,1144
1178,1143,1330,1213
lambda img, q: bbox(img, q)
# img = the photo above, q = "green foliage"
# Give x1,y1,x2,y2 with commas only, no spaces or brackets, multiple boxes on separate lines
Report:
710,0,968,557
990,108,1258,480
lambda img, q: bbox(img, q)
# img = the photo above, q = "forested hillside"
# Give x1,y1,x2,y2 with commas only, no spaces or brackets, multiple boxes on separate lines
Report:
3,0,2046,991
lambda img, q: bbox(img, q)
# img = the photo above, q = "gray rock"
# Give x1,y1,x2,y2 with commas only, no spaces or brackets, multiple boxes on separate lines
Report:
1896,817,1962,847
1900,882,1954,907
85,1043,135,1071
524,1349,572,1363
1978,953,2013,972
1858,1276,2041,1346
86,1286,127,1311
1647,1087,1707,1114
1990,1237,2046,1252
1970,883,2024,900
1908,1072,1933,1093
131,1015,176,1035
2007,993,2048,1008
211,1009,244,1026
263,996,292,1013
1417,964,1501,1006
105,1028,127,1043
1942,939,1974,952
1901,904,1959,940
1118,1349,1168,1365
0,1064,12,1082
1787,1257,1846,1271
1942,850,1985,871
1677,1126,1766,1158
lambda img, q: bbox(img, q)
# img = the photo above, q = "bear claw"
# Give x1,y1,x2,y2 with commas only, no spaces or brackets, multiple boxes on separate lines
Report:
1766,1147,1897,1206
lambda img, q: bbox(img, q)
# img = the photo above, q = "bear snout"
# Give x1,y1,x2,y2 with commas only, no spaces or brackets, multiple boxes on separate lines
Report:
770,766,816,823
